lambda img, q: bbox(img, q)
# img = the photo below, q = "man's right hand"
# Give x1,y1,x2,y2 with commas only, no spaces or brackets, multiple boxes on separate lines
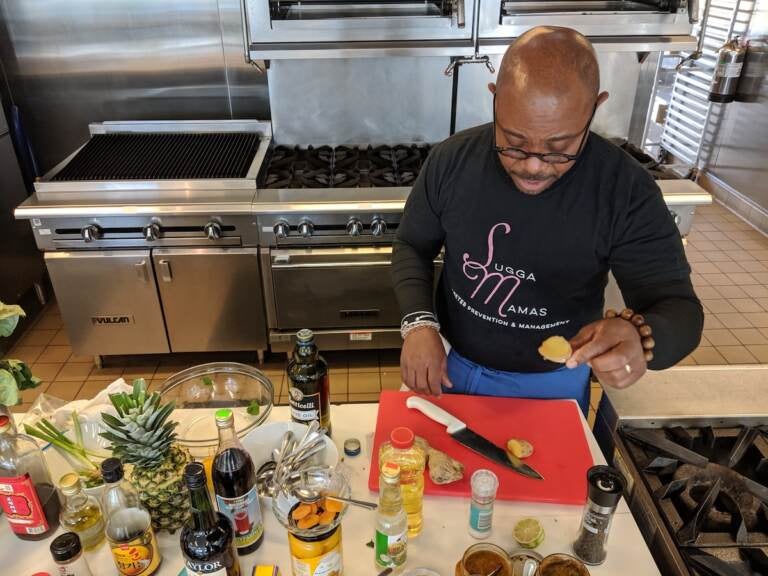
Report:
400,327,453,396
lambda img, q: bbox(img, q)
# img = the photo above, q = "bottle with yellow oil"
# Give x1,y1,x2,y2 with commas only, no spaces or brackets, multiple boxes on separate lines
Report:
378,427,426,537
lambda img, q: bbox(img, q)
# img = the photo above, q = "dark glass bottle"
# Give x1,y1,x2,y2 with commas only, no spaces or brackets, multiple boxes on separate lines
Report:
212,409,263,556
287,329,331,435
0,406,60,540
181,463,241,576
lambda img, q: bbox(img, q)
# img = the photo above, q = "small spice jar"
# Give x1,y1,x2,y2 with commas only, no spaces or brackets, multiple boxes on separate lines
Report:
572,465,625,565
468,469,498,539
50,532,93,576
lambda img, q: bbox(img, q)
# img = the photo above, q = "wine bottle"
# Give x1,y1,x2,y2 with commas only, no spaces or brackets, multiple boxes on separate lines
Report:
181,462,240,576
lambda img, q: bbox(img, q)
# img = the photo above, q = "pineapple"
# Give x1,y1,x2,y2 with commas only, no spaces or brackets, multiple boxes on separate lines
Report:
101,379,193,533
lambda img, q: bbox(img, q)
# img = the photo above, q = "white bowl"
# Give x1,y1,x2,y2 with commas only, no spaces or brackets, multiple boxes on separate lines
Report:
240,421,339,473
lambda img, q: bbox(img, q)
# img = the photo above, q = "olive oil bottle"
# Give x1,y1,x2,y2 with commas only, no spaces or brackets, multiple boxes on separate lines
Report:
287,329,331,435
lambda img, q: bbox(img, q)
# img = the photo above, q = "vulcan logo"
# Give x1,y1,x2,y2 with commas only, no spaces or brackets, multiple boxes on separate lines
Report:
91,315,133,326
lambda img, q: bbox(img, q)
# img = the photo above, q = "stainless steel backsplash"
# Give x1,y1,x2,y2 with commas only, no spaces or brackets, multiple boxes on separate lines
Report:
0,0,269,173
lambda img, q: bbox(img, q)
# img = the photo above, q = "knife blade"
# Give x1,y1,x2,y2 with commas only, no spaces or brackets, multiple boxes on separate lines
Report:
406,396,544,481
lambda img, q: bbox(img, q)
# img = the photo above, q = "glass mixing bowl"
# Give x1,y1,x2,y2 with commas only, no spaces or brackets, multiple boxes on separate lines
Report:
160,362,274,450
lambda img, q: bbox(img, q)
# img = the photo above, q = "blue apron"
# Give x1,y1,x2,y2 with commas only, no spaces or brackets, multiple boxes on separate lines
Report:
444,349,592,416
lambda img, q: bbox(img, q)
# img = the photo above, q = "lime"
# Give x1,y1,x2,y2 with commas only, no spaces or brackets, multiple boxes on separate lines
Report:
513,518,545,549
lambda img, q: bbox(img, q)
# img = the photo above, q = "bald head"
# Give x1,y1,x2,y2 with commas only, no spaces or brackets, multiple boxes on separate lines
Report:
496,26,600,100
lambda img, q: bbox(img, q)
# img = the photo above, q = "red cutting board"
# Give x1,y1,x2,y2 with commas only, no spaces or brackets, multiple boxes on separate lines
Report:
368,391,593,505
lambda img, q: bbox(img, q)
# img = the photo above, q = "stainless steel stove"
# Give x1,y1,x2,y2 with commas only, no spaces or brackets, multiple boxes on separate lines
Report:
254,142,439,353
611,421,768,576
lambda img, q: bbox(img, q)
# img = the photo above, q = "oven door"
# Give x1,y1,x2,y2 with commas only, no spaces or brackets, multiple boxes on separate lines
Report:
246,0,473,44
267,246,402,330
478,0,694,38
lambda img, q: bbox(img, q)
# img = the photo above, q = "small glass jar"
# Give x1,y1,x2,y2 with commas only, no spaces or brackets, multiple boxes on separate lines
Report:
468,469,498,539
572,465,625,565
288,524,343,576
455,543,512,576
50,532,94,576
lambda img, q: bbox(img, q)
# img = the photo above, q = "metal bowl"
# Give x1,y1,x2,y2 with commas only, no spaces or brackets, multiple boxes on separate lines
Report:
160,362,274,450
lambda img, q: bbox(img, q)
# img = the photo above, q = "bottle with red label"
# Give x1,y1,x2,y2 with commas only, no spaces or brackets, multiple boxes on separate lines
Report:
0,405,61,540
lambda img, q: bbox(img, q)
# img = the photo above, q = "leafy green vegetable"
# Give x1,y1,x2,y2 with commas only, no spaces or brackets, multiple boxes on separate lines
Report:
24,412,103,476
246,400,261,416
0,302,25,338
0,369,20,405
0,360,41,391
202,376,214,387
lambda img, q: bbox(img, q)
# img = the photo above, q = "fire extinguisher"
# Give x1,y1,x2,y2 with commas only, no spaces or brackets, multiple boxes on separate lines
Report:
709,37,747,103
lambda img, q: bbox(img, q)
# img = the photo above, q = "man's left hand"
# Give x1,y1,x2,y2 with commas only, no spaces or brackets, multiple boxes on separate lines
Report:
565,318,646,388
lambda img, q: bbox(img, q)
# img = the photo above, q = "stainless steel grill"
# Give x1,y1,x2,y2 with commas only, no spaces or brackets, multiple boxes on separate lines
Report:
52,132,261,181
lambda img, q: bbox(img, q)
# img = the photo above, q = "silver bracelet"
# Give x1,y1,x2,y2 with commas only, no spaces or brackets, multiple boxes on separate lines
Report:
401,319,441,340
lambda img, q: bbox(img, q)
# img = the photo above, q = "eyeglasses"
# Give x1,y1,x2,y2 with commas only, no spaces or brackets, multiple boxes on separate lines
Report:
492,94,597,165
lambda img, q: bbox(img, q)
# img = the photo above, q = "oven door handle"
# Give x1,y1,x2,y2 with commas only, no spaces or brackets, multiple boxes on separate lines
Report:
271,259,392,269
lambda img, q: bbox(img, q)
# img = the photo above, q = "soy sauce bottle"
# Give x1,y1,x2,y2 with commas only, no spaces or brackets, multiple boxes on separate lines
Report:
212,409,263,556
0,406,60,540
287,329,331,435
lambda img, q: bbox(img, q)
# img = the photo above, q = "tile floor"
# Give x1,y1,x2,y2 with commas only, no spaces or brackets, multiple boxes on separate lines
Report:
5,202,768,428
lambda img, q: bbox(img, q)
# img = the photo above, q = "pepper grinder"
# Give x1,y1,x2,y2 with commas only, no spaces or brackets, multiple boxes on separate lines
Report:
572,465,625,565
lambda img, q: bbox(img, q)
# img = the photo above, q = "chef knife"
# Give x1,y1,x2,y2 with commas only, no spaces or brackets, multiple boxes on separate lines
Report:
406,396,544,480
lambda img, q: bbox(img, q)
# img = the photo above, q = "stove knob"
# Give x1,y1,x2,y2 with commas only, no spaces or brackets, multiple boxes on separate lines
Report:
143,223,161,242
204,221,222,240
273,221,290,240
371,218,387,237
81,224,102,243
298,220,314,239
346,218,363,237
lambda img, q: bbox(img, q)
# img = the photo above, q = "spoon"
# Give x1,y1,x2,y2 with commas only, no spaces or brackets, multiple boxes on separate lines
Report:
292,484,378,511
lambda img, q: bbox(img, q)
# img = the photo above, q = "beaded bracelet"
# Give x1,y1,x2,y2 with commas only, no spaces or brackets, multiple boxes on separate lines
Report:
604,308,655,363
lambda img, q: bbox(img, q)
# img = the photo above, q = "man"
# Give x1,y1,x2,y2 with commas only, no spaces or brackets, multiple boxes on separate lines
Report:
391,26,703,414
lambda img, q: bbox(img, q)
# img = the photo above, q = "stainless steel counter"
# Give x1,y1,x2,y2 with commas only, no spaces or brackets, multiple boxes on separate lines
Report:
600,365,768,421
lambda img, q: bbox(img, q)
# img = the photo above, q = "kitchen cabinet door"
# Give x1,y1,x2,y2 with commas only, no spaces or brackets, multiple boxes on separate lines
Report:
152,248,267,352
44,250,169,356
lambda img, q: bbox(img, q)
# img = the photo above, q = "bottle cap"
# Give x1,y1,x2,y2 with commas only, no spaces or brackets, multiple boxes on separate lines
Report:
215,408,234,427
101,457,124,483
296,329,314,343
50,532,82,562
586,465,624,509
390,427,415,449
381,461,401,479
471,469,499,499
343,438,361,457
59,473,83,496
183,462,207,489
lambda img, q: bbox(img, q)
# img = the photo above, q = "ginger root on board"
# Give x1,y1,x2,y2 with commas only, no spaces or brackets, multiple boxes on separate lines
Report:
415,436,465,485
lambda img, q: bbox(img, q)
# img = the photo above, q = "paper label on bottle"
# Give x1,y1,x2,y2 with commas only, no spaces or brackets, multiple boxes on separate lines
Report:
375,529,407,567
216,485,263,550
0,473,49,535
715,61,743,79
289,387,321,422
185,561,229,576
291,548,343,576
469,504,493,533
109,528,161,576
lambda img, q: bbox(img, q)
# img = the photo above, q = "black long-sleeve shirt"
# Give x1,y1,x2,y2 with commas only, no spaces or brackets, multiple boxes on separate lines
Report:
392,124,703,372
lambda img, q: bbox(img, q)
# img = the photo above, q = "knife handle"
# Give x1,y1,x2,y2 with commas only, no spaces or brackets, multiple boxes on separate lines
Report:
406,396,467,434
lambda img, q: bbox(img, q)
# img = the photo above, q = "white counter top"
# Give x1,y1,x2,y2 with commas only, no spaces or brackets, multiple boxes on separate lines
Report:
1,404,660,576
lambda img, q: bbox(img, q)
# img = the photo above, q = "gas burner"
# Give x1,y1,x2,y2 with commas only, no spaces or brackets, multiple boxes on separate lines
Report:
368,146,399,169
269,145,300,170
687,548,768,576
333,146,360,169
623,427,768,549
369,168,399,187
264,170,294,189
297,168,349,188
